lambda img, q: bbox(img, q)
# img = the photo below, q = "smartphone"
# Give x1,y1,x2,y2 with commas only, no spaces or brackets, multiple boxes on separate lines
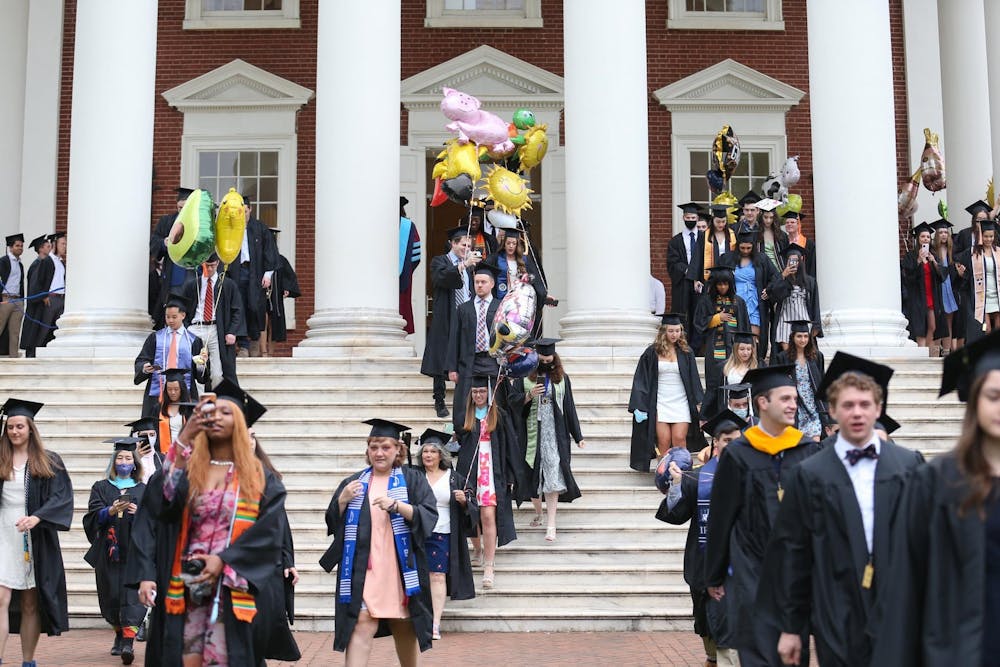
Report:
119,494,134,505
150,364,162,371
921,243,929,253
788,256,799,268
200,392,217,415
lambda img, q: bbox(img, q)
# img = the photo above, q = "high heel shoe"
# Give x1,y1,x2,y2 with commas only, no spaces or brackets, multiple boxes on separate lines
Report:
482,561,495,589
545,526,557,542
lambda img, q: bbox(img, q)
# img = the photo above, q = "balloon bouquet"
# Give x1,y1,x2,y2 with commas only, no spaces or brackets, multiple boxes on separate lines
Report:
897,127,948,222
165,186,248,280
430,87,551,387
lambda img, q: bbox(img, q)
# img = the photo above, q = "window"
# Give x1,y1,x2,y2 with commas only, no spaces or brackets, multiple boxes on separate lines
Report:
425,0,542,28
184,0,299,30
198,150,279,228
688,150,771,208
668,0,783,30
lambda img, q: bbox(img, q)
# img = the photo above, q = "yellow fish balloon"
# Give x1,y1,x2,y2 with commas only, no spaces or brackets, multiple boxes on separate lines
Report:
517,124,548,172
214,188,246,266
432,140,483,182
486,166,533,216
167,189,216,268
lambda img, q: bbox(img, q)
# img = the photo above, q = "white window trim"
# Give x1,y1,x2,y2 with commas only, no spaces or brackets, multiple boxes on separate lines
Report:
667,0,784,31
425,0,542,28
183,0,300,30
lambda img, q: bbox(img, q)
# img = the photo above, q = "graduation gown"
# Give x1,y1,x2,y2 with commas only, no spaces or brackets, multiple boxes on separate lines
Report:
19,256,55,351
704,432,821,652
248,509,300,662
455,408,519,547
447,296,501,429
399,216,422,335
721,251,778,360
507,374,584,504
83,479,148,629
666,229,704,326
181,272,246,385
900,249,948,340
134,467,291,666
320,466,437,653
421,254,471,378
870,453,994,667
766,272,824,341
627,345,704,472
230,216,279,335
757,439,923,667
0,452,73,635
133,329,208,417
267,253,301,343
485,253,548,307
770,350,827,427
694,293,750,419
952,246,1000,344
437,468,477,601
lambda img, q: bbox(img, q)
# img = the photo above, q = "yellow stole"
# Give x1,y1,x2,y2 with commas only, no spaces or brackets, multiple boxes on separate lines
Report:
743,425,804,456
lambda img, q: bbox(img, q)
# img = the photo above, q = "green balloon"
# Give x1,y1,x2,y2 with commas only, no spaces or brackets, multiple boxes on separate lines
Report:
938,199,948,220
512,108,536,130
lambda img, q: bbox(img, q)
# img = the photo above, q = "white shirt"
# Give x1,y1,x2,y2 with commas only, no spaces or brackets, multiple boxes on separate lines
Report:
428,472,452,534
3,252,21,295
194,275,215,322
834,433,880,553
686,229,697,263
448,251,470,304
49,254,65,293
240,228,251,263
649,275,666,315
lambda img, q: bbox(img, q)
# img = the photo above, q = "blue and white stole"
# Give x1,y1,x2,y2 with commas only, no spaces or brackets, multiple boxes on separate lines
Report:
696,457,719,550
148,327,193,398
497,255,510,295
338,466,420,604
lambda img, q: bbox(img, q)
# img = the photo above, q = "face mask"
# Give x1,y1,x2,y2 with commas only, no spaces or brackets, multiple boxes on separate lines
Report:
732,408,749,419
115,463,135,477
537,361,553,371
683,220,697,230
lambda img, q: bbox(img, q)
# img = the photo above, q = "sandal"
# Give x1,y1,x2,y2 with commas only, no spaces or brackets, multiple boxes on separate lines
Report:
482,561,495,589
529,514,542,527
545,526,557,542
432,623,442,640
472,549,483,567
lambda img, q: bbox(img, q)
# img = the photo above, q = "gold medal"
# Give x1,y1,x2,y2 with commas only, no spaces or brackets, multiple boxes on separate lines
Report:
862,563,874,589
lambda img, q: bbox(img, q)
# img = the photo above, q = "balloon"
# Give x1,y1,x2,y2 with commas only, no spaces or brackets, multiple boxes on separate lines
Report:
432,140,484,182
780,155,801,188
440,87,515,154
761,156,800,201
487,209,519,230
441,174,474,205
512,108,536,131
486,166,533,216
517,124,548,172
167,189,215,268
782,193,803,213
488,278,537,358
430,178,448,207
938,198,948,221
504,348,538,378
712,192,739,225
654,448,692,494
214,188,246,266
711,125,741,182
988,179,995,210
920,128,946,192
898,168,920,220
706,169,725,194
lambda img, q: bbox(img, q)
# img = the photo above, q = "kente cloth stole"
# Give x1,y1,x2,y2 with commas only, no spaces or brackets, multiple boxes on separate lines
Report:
338,466,420,604
713,298,735,359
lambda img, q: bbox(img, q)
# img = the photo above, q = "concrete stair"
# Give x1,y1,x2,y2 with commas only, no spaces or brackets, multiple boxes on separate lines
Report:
0,355,960,632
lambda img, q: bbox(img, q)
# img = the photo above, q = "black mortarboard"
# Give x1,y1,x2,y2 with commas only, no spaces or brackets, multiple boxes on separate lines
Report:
677,202,701,214
468,207,485,219
723,382,750,399
126,417,157,433
710,204,734,218
965,200,992,217
162,368,189,384
697,210,711,221
702,409,748,438
446,225,470,241
742,365,796,395
817,352,894,402
5,233,24,246
660,313,684,326
738,191,762,206
504,228,524,239
418,428,452,446
940,329,1000,401
241,194,253,206
47,232,66,242
876,415,901,435
28,235,49,251
737,230,757,245
165,293,188,311
781,210,804,220
472,375,492,389
175,187,195,201
1,398,43,421
732,330,755,345
214,378,267,427
103,436,141,453
363,418,410,439
789,320,811,334
531,337,561,355
400,196,409,208
474,263,500,279
911,222,934,237
980,220,998,233
780,244,806,261
707,266,734,282
268,228,281,235
929,218,953,231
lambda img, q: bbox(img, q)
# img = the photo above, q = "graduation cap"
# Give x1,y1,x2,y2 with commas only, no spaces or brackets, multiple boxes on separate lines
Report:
676,202,702,214
706,266,734,283
531,337,561,356
756,198,782,212
175,187,195,201
400,196,409,208
781,210,805,220
940,329,1000,401
203,252,221,264
418,428,452,446
468,207,485,219
697,209,712,222
102,436,141,453
929,218,953,232
47,232,66,243
363,418,410,439
126,417,157,434
472,375,492,389
446,225,470,241
738,191,762,207
5,233,24,247
875,416,901,436
732,330,755,345
911,222,934,237
780,244,806,261
503,228,525,239
473,263,500,279
723,382,750,399
28,235,49,251
736,230,757,245
702,409,748,438
817,352,894,402
965,200,992,217
660,313,684,326
979,220,998,234
1,398,43,421
710,204,734,218
161,368,189,384
789,320,811,334
213,378,267,428
742,365,796,396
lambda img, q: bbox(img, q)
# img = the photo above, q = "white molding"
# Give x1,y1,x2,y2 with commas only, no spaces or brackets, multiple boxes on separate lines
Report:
653,58,805,113
183,0,300,30
667,0,783,31
424,0,542,28
162,58,313,113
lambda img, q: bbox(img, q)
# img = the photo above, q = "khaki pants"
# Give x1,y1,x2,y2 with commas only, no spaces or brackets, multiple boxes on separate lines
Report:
0,298,23,357
716,647,740,667
188,323,222,389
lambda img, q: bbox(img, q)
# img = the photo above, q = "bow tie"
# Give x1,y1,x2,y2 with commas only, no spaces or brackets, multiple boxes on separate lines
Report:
845,444,879,466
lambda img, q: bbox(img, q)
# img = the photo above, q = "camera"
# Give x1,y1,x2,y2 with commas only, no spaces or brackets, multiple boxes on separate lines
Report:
182,557,206,576
179,558,214,605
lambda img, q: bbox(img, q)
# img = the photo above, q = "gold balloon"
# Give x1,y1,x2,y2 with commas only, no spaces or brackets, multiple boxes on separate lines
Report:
431,140,483,182
712,192,738,225
214,188,246,266
486,166,533,216
988,179,995,209
517,124,548,172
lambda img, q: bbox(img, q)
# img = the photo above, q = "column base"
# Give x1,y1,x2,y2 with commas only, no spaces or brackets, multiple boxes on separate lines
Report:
558,309,659,358
818,307,925,357
40,308,151,357
293,307,415,358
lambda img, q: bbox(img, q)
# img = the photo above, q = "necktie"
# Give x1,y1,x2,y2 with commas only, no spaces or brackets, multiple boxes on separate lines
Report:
476,299,488,351
689,232,696,260
846,444,879,466
204,277,214,321
167,330,178,368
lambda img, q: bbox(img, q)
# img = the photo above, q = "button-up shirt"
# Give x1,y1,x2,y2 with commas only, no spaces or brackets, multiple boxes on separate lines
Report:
49,254,65,294
448,251,470,305
3,253,21,296
194,275,215,323
835,433,880,553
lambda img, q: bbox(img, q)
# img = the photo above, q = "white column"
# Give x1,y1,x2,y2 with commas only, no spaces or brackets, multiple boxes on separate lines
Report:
938,0,992,228
984,1,1000,197
44,0,158,356
19,0,65,247
809,0,919,355
0,2,29,239
559,0,657,354
295,0,412,357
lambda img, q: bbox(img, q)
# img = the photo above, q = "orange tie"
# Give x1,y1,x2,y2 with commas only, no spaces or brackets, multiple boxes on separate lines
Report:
167,330,178,369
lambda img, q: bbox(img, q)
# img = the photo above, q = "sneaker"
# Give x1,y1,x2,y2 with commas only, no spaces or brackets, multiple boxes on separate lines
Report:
432,624,442,640
111,631,123,656
121,637,135,665
435,402,450,418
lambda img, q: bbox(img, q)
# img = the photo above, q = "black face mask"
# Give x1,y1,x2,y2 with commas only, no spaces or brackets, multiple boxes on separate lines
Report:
683,220,697,230
537,361,554,371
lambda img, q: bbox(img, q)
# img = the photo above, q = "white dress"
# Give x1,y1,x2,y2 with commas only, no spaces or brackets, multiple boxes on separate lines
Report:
656,359,690,424
0,464,35,589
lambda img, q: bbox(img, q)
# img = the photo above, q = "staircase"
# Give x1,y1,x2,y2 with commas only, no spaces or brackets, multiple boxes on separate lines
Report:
0,355,960,633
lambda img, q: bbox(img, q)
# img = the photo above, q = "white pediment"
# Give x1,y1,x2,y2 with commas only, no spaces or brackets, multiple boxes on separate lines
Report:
162,59,314,113
401,45,563,110
653,59,804,113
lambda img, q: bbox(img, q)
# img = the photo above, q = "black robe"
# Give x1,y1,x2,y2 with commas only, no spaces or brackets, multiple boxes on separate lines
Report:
133,329,208,418
420,254,472,378
870,453,995,667
455,408,519,547
694,293,750,420
484,252,549,308
446,296,501,429
0,452,73,636
150,212,195,329
770,350,827,429
267,253,301,343
229,216,279,338
952,247,1000,344
19,256,56,352
666,229,704,330
787,237,818,278
720,251,778,361
249,508,301,662
766,272,824,342
507,374,584,504
628,345,704,472
180,272,246,386
704,433,821,653
756,439,923,667
83,479,148,629
135,467,292,666
900,249,948,340
320,466,437,653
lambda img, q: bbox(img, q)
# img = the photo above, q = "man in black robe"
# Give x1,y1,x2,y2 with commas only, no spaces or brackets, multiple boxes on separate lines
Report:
420,226,479,418
231,195,278,357
150,187,195,329
735,191,762,234
447,264,501,430
19,234,55,358
181,254,245,388
757,353,923,667
704,366,821,666
264,228,301,348
133,296,208,417
666,203,705,336
0,233,25,357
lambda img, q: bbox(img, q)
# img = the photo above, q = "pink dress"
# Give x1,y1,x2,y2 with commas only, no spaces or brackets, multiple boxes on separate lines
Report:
477,420,497,507
362,474,407,619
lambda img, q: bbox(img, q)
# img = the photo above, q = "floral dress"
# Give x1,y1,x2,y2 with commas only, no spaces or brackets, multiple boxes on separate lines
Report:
794,361,822,438
476,420,497,507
